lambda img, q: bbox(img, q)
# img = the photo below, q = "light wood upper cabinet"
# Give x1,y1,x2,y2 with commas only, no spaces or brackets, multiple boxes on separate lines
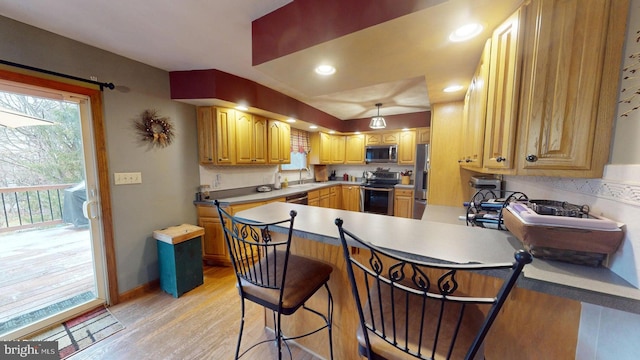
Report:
483,8,524,171
398,130,416,165
267,120,291,164
235,111,267,164
197,106,236,165
345,134,365,164
516,0,627,177
197,107,215,164
331,135,345,164
309,132,331,164
365,131,399,146
460,39,491,169
416,127,430,144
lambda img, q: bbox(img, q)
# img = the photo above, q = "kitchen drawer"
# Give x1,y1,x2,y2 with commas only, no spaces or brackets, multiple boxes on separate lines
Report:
197,205,218,218
395,189,413,197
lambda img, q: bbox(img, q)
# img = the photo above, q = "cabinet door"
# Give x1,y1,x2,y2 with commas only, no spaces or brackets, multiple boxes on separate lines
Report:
365,133,382,145
517,0,625,177
341,185,361,212
398,130,416,165
382,132,399,144
198,216,229,265
329,186,339,209
483,9,524,170
252,115,268,164
331,134,345,164
394,189,414,218
417,127,430,144
215,107,236,165
268,120,291,164
197,107,215,164
461,39,491,169
236,112,267,164
345,134,365,164
319,188,331,208
235,111,253,164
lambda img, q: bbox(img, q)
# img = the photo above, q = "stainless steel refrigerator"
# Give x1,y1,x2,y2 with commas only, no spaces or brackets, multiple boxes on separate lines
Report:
413,143,429,218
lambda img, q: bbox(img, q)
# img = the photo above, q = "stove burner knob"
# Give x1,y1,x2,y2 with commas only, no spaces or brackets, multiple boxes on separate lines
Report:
525,154,538,162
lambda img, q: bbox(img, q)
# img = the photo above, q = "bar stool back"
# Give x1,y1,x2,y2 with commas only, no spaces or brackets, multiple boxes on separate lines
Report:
215,201,334,359
335,218,531,360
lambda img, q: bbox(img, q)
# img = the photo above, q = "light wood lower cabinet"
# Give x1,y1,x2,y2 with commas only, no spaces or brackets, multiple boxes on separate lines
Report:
341,185,361,212
197,199,284,266
196,205,229,266
394,188,414,218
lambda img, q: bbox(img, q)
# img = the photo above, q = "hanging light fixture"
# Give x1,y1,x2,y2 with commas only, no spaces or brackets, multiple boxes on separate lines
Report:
369,103,386,129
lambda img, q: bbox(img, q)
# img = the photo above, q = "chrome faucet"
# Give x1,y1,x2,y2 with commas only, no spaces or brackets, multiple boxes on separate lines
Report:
299,167,310,184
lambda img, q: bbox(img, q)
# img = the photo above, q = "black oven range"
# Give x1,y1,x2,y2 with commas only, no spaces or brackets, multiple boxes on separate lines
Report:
361,170,400,216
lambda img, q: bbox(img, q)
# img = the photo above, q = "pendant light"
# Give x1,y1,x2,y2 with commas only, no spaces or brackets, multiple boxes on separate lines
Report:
369,103,386,129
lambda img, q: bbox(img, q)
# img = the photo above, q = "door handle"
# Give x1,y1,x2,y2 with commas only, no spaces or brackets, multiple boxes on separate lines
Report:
83,200,99,220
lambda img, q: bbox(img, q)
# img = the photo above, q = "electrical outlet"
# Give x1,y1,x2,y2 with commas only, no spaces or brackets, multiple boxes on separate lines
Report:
114,172,142,185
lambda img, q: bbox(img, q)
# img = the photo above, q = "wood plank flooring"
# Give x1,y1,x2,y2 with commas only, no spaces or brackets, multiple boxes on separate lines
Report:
71,266,321,360
0,226,94,326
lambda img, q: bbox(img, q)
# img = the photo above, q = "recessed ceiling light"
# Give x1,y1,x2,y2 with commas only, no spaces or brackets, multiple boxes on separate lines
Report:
286,118,296,123
309,125,318,129
315,65,336,76
449,23,483,42
235,104,248,111
329,130,335,134
443,85,464,93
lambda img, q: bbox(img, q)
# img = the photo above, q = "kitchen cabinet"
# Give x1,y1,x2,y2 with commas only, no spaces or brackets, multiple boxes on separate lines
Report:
267,120,291,164
341,185,361,212
215,107,237,165
460,39,491,169
365,132,399,146
483,8,524,171
416,127,430,144
329,186,339,209
398,130,416,165
344,134,365,164
196,205,229,266
394,188,414,218
308,190,320,207
331,135,345,164
235,111,267,164
310,132,344,164
515,0,627,177
197,106,236,165
197,107,215,164
319,188,331,208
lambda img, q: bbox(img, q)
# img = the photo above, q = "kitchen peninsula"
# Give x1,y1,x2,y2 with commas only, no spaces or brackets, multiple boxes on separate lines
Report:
231,201,640,359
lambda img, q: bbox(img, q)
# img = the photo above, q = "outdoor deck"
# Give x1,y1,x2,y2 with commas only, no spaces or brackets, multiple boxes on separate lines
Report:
0,225,94,335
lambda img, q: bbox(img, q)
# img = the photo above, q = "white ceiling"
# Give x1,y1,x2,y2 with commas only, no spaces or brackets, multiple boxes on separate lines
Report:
0,0,522,121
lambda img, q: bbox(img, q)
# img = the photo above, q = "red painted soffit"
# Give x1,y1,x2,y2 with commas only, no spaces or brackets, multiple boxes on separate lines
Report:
170,69,430,132
252,0,444,65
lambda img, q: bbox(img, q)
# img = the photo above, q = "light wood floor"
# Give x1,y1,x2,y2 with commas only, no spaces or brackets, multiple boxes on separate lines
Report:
71,265,322,360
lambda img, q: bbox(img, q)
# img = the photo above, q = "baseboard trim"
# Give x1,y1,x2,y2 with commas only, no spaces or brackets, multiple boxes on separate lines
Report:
118,279,160,303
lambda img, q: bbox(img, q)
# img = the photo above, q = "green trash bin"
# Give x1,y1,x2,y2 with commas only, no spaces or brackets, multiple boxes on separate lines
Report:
153,224,204,298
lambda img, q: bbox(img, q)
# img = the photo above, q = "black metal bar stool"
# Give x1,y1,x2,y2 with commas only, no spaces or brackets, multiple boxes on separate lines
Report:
215,200,334,359
335,217,531,360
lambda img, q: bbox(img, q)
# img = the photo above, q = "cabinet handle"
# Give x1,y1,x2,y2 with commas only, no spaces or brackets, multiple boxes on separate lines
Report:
465,159,472,163
458,159,463,163
496,156,506,163
525,154,538,162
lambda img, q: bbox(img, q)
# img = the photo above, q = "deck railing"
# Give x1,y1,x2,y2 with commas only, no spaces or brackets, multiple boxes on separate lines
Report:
0,184,74,233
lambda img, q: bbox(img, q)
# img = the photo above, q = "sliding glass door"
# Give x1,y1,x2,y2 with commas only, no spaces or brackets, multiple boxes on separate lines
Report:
0,79,107,339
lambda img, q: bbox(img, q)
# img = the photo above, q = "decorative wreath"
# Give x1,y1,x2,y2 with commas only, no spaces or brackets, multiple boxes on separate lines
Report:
135,109,174,148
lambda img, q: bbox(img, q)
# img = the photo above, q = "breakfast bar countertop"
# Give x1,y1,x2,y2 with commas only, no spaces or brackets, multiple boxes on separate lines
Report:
235,202,640,314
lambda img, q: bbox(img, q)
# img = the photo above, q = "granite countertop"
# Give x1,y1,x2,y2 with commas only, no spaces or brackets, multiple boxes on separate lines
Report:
234,202,640,314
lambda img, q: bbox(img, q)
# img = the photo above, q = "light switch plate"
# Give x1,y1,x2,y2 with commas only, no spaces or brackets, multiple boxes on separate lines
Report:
114,172,142,185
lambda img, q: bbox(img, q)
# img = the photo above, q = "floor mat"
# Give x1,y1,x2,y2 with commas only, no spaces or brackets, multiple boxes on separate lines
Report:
26,306,124,359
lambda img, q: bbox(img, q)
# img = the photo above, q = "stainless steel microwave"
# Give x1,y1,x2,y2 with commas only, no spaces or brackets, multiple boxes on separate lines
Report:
365,145,397,163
